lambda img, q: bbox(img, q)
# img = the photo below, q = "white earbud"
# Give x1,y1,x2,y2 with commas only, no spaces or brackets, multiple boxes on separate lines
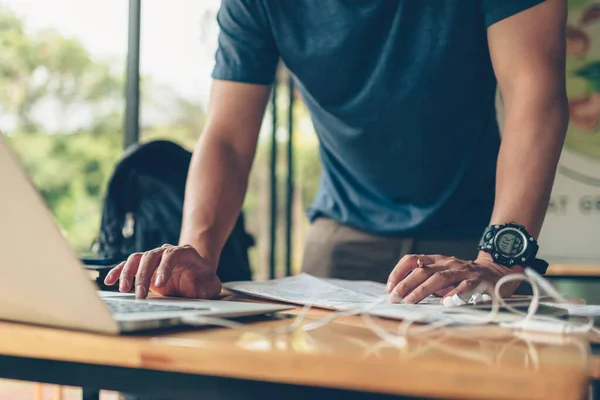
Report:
443,292,492,308
443,293,466,307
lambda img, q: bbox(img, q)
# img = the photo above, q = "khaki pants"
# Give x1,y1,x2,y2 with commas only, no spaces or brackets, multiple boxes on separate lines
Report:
301,217,480,284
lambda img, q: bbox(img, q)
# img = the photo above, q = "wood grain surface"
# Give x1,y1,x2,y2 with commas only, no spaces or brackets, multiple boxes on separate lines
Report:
0,297,590,400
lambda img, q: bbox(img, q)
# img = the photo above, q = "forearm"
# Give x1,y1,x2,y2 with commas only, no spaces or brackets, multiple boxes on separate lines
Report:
179,134,254,268
489,91,569,239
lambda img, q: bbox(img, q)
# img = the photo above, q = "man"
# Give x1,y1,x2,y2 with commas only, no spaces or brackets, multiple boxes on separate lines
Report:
104,0,568,304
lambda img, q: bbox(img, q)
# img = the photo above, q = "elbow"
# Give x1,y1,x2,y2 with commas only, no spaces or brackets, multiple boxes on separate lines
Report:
541,89,569,151
548,89,569,142
502,71,570,135
546,89,570,158
509,83,570,136
502,83,570,158
535,76,570,132
556,91,570,144
195,129,256,176
555,89,570,129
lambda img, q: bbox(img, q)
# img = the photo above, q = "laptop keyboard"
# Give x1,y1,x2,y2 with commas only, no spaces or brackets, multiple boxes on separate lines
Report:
104,299,207,314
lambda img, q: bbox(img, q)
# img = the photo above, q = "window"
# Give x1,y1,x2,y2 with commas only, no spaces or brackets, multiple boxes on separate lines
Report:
139,1,220,149
0,0,323,278
0,0,128,252
242,69,322,279
137,2,323,279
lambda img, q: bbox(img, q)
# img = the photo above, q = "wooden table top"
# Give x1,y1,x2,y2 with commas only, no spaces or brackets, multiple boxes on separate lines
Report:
547,264,600,277
0,295,591,400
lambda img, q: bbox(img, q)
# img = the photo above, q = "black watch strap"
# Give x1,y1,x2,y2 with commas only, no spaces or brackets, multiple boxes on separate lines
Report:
478,222,546,272
528,258,549,275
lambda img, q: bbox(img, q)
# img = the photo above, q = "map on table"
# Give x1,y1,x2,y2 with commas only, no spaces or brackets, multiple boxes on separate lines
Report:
224,273,446,322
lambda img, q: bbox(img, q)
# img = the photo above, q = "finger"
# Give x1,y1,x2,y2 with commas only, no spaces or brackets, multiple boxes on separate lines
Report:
441,256,464,268
387,254,438,292
154,245,193,288
403,269,471,304
389,267,434,303
119,253,143,292
390,263,451,301
134,249,166,299
104,262,125,285
434,287,454,297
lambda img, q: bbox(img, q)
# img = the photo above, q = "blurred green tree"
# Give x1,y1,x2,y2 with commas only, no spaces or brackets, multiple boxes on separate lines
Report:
0,8,122,133
0,6,322,277
0,7,124,250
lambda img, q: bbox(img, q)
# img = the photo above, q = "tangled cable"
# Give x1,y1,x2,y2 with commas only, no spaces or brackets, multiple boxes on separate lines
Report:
180,267,600,347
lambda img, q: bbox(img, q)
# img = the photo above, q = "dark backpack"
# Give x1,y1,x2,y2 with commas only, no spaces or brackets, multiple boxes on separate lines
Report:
93,140,253,283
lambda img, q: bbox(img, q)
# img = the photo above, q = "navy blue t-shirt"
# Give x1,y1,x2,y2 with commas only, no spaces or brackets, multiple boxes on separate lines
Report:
212,0,545,239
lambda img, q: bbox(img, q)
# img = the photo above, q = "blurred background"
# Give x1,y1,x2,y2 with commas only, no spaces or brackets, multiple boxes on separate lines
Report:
1,0,600,398
1,0,600,278
0,0,321,282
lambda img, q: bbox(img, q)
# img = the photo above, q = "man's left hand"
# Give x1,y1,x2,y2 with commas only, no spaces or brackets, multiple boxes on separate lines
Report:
386,253,521,304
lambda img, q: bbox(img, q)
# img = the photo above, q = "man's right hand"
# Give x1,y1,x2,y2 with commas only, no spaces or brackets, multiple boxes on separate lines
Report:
103,244,222,299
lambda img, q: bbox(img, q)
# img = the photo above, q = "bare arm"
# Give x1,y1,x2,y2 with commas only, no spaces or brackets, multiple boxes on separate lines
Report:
486,0,569,242
387,0,569,303
103,0,279,299
179,80,272,268
103,80,271,299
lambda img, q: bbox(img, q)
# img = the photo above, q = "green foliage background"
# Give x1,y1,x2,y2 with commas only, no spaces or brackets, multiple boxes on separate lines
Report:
563,0,600,160
5,0,593,276
0,6,321,276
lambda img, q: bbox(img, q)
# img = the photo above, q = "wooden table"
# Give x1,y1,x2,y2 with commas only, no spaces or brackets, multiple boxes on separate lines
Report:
545,263,600,387
0,296,591,400
547,264,600,278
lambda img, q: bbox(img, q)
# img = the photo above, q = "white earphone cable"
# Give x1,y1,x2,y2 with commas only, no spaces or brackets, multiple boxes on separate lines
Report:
181,268,600,343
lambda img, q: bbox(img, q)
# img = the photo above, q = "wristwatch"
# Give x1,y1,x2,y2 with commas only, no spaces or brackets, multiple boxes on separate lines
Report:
478,222,549,274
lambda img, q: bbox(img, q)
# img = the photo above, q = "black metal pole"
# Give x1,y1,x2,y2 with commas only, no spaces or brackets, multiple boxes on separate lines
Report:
124,0,141,149
285,77,295,277
269,82,278,280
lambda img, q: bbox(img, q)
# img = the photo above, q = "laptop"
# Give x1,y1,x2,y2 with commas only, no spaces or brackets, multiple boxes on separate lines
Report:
0,135,292,334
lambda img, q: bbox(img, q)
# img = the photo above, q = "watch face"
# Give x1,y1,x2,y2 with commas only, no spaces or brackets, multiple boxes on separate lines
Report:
495,228,527,258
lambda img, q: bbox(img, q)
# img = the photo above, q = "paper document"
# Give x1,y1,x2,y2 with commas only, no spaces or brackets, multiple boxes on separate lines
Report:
224,273,446,322
225,273,381,309
224,274,587,324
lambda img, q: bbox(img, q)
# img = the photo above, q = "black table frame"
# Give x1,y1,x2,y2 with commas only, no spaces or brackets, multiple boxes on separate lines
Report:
0,355,425,400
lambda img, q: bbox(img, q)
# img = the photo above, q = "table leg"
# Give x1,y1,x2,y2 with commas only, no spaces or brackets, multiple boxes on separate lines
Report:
81,388,100,400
